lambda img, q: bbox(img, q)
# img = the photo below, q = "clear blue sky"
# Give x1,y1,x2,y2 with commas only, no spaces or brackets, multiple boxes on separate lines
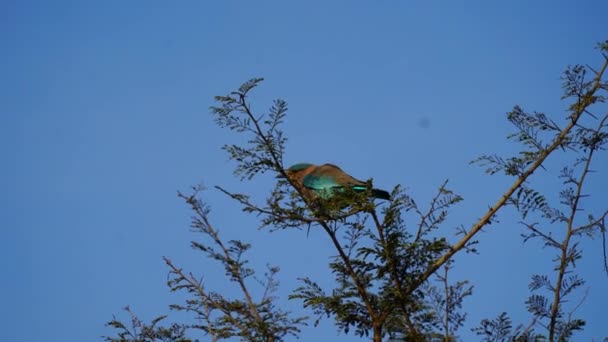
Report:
3,1,608,341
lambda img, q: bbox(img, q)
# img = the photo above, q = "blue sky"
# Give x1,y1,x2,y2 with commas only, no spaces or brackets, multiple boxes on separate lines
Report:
3,1,608,341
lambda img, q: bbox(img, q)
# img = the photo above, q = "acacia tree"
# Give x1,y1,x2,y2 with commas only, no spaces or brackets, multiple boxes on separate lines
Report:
106,41,608,342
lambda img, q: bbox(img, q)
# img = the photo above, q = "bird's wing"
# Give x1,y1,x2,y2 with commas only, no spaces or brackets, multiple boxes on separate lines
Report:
302,173,340,190
315,164,365,186
302,164,366,190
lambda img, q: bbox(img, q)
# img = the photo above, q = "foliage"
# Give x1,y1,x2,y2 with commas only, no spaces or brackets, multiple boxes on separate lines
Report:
106,41,608,341
104,307,193,342
471,41,608,341
163,188,307,341
472,312,544,342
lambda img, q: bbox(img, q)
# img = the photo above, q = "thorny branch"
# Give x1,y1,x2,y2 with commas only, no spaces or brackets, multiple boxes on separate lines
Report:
178,191,264,327
548,108,608,342
406,56,608,297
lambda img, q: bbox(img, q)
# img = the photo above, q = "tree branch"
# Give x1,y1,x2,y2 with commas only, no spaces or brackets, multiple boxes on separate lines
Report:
406,57,608,297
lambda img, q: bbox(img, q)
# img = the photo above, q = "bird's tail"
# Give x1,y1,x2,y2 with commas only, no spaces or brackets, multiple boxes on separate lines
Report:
371,188,391,200
352,185,391,200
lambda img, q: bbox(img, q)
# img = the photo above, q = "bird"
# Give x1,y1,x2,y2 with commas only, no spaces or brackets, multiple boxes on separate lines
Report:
283,163,391,201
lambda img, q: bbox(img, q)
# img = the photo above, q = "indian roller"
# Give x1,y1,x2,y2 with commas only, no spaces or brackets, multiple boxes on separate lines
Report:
283,163,391,201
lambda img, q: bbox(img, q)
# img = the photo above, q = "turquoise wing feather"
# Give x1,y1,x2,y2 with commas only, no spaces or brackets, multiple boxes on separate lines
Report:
302,174,340,190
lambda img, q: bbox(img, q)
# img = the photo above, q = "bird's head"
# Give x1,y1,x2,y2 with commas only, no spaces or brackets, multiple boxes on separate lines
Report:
278,163,314,179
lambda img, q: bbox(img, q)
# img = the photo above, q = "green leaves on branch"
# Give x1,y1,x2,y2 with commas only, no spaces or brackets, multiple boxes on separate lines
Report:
471,46,608,342
211,78,287,180
160,188,307,341
472,312,544,341
289,184,464,338
471,105,560,177
104,307,192,342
